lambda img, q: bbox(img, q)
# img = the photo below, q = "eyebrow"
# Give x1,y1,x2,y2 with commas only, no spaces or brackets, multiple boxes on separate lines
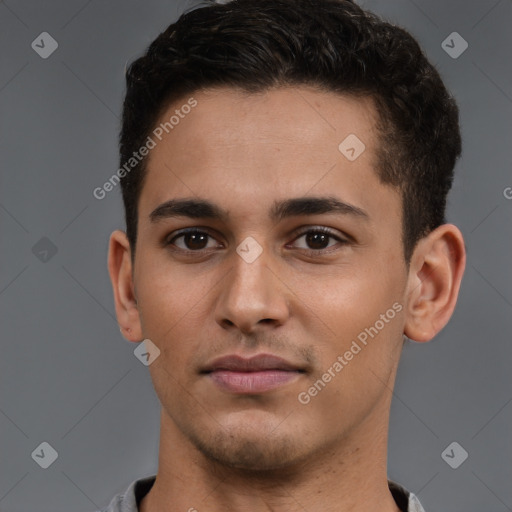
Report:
149,196,370,224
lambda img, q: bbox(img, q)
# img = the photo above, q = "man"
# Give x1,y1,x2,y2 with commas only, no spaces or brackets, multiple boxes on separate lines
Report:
104,0,466,510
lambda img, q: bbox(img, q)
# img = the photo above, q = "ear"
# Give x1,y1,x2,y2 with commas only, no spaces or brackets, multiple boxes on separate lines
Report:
108,230,143,342
404,224,466,342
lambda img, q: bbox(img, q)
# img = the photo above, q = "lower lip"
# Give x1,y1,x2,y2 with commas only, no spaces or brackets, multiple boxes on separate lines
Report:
208,370,301,393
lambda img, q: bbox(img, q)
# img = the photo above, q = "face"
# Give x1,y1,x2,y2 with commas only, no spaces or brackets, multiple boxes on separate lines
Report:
128,86,410,470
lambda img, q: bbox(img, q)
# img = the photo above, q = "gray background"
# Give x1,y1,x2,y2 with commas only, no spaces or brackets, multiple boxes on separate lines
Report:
0,0,511,510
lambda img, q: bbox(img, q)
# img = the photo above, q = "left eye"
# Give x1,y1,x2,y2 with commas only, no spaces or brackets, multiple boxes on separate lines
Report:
290,228,344,251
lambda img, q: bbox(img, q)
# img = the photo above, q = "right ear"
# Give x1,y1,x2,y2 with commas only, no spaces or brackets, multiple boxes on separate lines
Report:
107,230,143,342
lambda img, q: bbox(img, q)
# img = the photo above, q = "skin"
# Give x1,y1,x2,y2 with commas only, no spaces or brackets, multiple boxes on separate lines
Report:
108,85,466,512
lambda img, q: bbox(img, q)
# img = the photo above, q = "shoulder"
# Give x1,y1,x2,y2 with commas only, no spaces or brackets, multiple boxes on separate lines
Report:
95,475,157,512
388,479,426,512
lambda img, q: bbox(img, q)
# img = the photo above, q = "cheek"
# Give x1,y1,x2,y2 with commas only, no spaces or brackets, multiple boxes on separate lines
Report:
297,263,401,341
295,254,405,396
136,248,211,317
134,260,210,363
297,288,404,431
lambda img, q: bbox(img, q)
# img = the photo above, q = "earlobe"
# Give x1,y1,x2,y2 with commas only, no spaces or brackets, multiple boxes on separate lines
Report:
108,230,144,342
404,224,466,343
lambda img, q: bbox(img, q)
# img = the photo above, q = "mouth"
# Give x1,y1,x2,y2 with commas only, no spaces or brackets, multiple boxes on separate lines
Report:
200,354,306,394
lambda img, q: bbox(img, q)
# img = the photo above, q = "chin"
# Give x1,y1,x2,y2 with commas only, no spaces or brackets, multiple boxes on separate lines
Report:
188,421,305,472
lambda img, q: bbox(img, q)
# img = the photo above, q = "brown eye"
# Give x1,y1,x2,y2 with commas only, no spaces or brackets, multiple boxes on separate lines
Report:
303,231,331,250
290,227,348,254
167,230,219,251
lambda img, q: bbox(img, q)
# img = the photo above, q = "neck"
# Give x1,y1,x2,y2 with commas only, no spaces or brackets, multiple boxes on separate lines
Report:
140,395,401,512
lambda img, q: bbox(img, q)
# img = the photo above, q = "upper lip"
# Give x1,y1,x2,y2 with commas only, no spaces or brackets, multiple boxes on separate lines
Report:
201,354,303,373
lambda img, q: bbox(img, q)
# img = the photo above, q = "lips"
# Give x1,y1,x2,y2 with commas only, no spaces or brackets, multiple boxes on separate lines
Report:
201,354,305,394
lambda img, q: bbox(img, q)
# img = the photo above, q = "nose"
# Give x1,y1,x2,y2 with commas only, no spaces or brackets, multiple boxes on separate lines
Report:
214,244,290,335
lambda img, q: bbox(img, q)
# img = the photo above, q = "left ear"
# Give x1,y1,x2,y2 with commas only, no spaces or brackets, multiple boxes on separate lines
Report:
404,224,466,342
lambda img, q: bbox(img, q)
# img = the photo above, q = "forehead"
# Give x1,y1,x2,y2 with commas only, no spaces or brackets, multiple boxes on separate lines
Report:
158,85,379,157
138,85,400,228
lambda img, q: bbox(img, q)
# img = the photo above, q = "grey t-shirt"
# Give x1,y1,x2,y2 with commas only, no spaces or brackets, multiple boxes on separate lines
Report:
98,475,426,512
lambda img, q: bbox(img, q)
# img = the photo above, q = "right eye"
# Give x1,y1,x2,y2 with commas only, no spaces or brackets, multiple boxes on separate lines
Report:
165,229,223,252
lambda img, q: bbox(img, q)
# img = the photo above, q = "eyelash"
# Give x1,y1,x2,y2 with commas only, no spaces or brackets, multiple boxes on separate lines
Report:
164,226,348,257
